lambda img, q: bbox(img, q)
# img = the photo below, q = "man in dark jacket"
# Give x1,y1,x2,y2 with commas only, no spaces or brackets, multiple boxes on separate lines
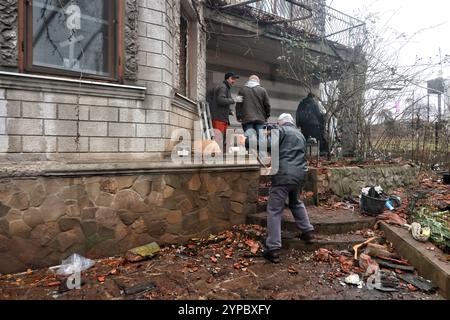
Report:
209,72,242,144
296,93,328,155
236,75,271,157
263,113,315,263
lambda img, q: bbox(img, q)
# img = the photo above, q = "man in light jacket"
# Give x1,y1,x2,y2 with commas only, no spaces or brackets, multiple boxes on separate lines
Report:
236,75,271,157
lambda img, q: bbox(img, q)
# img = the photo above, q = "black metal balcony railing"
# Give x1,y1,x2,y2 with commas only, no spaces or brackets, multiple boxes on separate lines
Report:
216,0,366,48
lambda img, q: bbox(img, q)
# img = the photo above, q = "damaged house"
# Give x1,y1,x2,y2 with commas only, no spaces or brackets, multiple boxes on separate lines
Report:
0,0,364,273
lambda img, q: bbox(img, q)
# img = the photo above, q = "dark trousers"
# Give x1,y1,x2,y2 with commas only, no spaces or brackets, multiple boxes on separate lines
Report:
266,184,314,251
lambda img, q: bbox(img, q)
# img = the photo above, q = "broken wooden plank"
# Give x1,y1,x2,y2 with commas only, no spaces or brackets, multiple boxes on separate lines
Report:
367,243,399,259
375,259,415,272
397,273,438,293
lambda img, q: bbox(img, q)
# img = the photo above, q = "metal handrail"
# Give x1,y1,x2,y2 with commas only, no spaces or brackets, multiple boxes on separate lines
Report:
218,0,366,48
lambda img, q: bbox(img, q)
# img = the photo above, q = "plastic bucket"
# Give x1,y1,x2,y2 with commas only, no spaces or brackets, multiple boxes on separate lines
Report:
442,172,450,185
360,193,387,216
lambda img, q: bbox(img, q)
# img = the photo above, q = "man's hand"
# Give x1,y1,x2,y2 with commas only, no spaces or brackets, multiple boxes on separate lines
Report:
233,96,243,103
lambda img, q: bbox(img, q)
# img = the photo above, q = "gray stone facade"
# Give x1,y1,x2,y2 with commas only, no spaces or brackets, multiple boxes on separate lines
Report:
0,0,206,161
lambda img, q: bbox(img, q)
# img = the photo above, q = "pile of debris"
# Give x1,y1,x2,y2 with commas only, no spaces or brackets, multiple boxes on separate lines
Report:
314,236,438,294
373,174,450,252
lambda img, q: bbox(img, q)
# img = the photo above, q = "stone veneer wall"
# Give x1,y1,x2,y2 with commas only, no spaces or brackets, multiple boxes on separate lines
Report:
0,166,259,274
0,0,17,67
306,164,419,200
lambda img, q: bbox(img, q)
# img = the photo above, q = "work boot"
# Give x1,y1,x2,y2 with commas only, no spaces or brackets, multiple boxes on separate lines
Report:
299,231,316,244
263,249,281,264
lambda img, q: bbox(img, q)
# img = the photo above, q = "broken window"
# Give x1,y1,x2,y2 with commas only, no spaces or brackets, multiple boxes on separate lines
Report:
24,0,118,79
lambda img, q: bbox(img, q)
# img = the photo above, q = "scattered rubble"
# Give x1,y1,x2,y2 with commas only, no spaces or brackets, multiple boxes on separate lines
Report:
0,223,442,300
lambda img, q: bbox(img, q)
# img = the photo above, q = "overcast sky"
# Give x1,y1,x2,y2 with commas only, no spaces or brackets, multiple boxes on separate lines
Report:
327,0,450,78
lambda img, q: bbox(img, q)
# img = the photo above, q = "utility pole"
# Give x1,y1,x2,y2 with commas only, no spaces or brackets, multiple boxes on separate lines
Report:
436,92,441,152
435,48,444,152
411,91,415,161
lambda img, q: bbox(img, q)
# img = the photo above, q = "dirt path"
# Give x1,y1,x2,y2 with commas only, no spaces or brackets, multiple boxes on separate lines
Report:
0,225,443,300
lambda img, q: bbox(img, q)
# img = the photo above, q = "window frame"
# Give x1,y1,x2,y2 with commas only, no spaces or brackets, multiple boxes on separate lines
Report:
177,3,199,101
18,0,124,82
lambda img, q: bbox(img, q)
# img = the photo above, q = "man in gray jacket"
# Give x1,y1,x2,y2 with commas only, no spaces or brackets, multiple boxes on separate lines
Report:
236,75,271,156
263,113,315,264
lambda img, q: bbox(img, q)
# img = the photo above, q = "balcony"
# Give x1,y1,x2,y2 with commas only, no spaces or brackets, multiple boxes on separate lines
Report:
208,0,365,48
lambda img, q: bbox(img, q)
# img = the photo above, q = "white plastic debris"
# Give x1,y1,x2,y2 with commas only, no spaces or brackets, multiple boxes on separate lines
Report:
374,186,384,194
361,187,371,196
345,274,363,286
55,254,95,275
408,222,431,242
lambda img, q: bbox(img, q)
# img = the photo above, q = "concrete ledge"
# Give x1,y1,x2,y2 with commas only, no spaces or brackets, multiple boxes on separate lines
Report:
0,160,261,178
381,222,450,299
0,71,146,100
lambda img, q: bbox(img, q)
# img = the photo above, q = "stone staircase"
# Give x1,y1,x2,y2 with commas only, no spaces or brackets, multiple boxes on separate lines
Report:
250,177,377,251
248,208,377,251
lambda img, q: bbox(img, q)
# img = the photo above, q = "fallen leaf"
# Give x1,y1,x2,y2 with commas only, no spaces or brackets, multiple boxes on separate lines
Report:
233,263,241,270
407,284,418,292
250,243,260,254
46,281,61,287
210,256,218,263
109,269,118,275
339,256,354,273
288,266,298,275
315,248,331,262
97,276,106,283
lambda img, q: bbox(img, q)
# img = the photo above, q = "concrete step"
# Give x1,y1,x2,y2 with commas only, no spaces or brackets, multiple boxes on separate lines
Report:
247,207,377,235
380,222,450,299
282,231,367,252
259,186,270,197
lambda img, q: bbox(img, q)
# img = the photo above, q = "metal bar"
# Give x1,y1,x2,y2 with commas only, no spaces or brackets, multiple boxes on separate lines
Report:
263,2,312,25
221,0,263,10
324,5,364,25
325,23,365,39
197,102,205,140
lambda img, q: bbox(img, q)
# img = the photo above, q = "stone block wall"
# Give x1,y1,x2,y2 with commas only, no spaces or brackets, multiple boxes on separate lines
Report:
0,0,206,161
308,164,419,200
0,167,259,274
